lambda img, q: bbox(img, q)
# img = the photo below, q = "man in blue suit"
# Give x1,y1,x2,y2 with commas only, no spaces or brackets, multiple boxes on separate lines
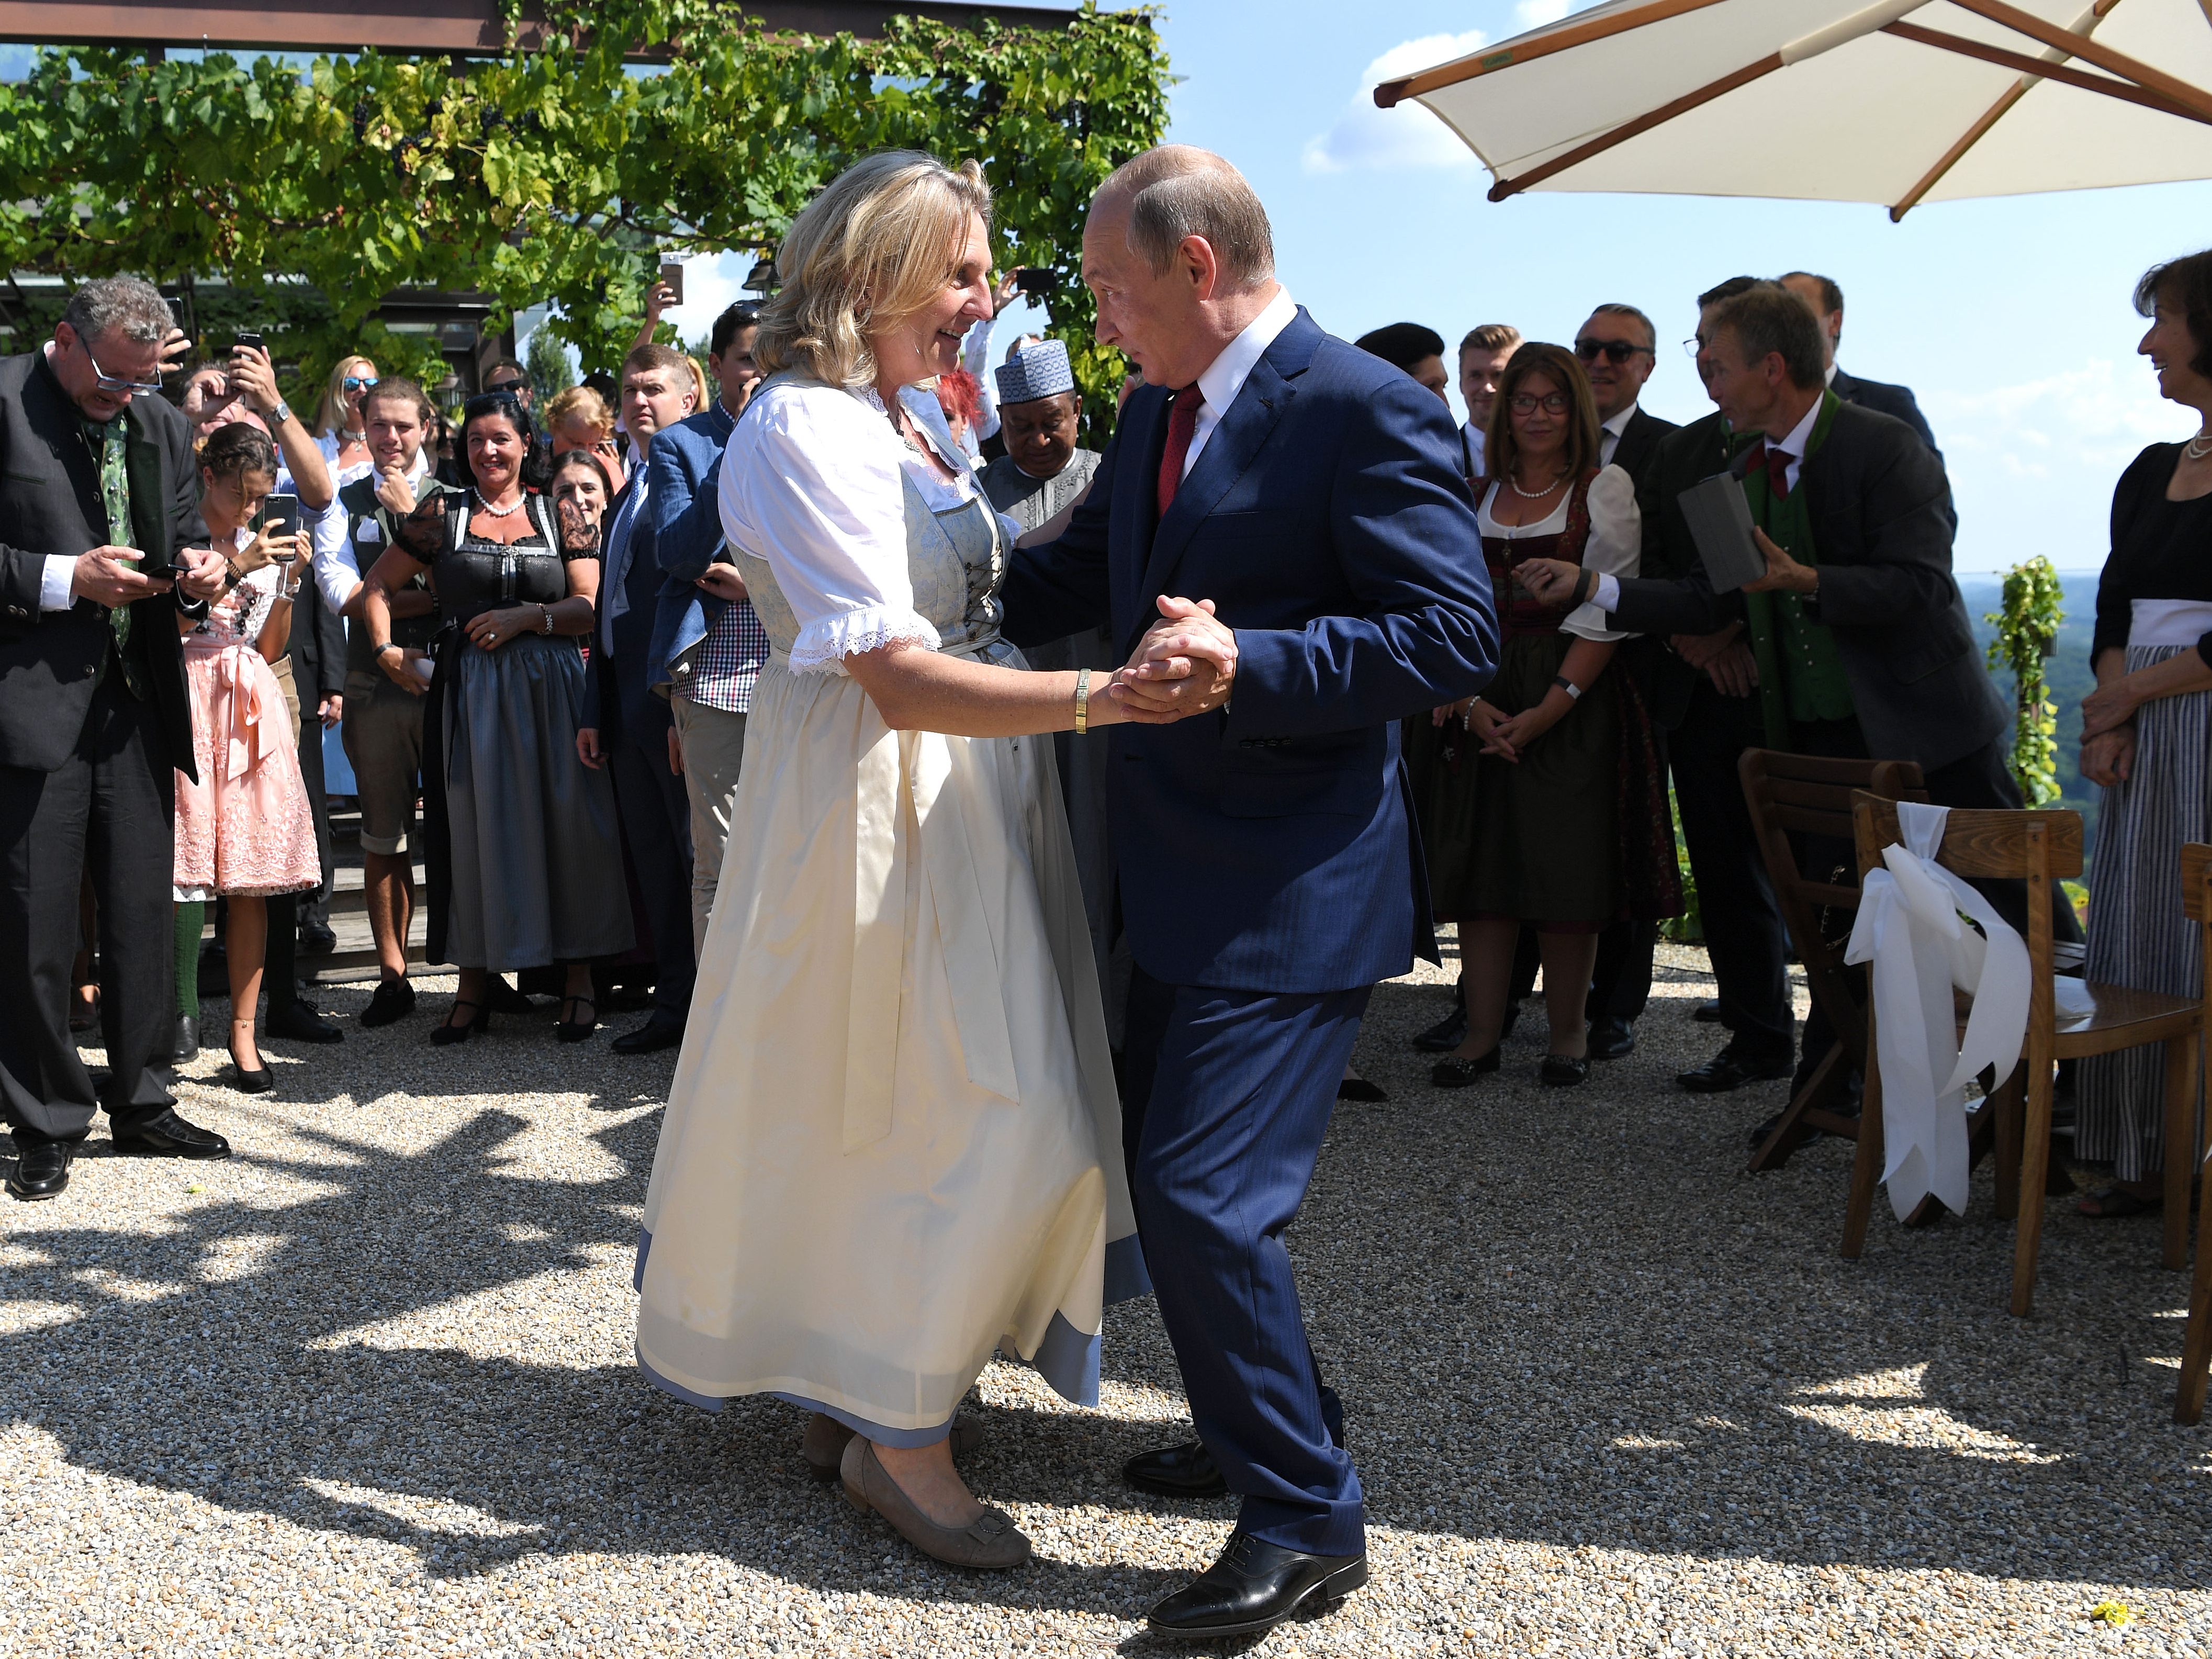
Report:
578,343,699,1053
644,302,768,956
1000,145,1497,1640
1778,272,1943,458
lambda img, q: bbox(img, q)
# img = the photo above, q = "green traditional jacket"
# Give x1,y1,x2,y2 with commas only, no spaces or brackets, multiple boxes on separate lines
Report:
1738,389,1855,748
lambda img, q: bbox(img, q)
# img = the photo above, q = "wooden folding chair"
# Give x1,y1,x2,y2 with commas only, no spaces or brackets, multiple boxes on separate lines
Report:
1737,749,1927,1174
2173,844,2212,1423
1844,795,2204,1317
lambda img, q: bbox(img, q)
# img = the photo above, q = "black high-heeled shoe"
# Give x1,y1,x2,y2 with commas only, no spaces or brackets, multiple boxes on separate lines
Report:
227,1045,274,1094
556,994,598,1044
430,998,489,1047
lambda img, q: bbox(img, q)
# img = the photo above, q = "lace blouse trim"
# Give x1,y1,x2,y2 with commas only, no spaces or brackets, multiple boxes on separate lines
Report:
785,605,943,676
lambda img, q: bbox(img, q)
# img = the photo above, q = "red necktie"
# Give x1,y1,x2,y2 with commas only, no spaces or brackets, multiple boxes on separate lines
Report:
1156,386,1204,519
1763,440,1792,499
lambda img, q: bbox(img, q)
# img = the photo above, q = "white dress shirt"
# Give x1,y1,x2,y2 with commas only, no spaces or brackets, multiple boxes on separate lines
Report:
1764,390,1823,495
1481,467,1642,643
311,451,434,616
1461,422,1486,479
1182,285,1298,481
1597,404,1637,469
718,379,995,675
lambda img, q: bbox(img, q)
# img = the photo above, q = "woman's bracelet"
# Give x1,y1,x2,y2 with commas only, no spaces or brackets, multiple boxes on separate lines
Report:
1074,667,1092,736
538,603,553,636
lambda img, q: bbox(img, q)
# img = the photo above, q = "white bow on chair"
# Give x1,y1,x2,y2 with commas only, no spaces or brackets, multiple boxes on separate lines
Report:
1843,802,2034,1221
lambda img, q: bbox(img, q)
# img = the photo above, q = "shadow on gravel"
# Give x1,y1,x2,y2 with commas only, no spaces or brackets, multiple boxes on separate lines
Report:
2,970,2206,1618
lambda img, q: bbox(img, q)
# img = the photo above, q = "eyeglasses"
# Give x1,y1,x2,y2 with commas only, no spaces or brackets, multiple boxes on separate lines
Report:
343,375,380,393
1681,334,1707,360
81,339,164,396
1508,391,1570,416
485,376,530,396
1575,338,1654,366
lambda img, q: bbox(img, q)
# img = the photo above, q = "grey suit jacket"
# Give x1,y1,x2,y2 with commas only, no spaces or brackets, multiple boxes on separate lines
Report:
0,350,207,777
1605,397,2006,772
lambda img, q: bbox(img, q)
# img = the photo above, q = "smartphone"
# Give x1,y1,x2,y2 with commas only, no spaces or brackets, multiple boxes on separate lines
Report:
261,491,300,555
167,297,189,334
233,330,264,355
657,262,684,305
1013,267,1053,297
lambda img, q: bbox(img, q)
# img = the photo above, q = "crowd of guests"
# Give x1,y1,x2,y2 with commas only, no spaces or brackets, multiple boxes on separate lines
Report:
5,243,2207,1238
1350,251,2211,1226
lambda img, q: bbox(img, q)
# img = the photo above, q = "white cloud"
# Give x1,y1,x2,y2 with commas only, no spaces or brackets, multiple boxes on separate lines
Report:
1300,30,1488,175
1514,0,1572,26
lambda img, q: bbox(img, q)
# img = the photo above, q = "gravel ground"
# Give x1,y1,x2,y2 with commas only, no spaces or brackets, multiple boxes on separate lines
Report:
3,941,2208,1658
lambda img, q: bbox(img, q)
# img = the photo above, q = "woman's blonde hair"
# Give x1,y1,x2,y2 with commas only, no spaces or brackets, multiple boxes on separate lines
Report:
313,354,378,439
545,384,615,440
755,150,993,389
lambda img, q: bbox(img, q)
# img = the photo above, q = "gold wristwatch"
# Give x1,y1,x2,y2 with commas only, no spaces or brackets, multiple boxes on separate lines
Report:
1074,668,1092,735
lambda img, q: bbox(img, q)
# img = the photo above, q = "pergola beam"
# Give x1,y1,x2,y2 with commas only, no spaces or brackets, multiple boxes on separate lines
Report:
0,0,1076,57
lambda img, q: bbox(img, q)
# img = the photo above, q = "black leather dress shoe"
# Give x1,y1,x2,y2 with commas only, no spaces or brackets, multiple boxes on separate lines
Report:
1335,1074,1389,1103
1147,1531,1368,1639
1124,1439,1228,1499
111,1111,232,1160
485,976,535,1015
360,978,417,1029
296,921,338,957
1411,1003,1467,1053
7,1138,74,1201
1587,1015,1636,1060
265,999,343,1044
1540,1052,1590,1087
172,1014,199,1063
1677,1043,1795,1094
1692,999,1725,1023
1430,1047,1500,1089
611,1012,686,1055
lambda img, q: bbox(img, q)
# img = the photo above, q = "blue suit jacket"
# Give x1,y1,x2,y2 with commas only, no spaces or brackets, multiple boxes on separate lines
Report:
644,400,740,693
1000,307,1498,994
582,468,675,737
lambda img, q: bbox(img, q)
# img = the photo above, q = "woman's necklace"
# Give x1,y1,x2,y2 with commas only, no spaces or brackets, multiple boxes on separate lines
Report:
2187,428,2212,462
1504,469,1568,501
472,488,526,518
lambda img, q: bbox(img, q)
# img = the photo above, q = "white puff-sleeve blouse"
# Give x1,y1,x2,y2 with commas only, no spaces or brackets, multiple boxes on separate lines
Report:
1476,463,1642,643
716,379,960,675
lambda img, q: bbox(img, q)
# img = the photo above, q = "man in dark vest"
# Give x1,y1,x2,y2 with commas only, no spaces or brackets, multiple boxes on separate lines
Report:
0,275,235,1201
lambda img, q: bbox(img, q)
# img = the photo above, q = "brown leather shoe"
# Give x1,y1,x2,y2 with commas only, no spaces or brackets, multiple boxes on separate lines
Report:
804,1411,983,1482
839,1436,1030,1570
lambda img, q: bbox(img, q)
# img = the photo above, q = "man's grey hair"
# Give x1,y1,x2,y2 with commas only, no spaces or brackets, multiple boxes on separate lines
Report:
1587,302,1656,350
1100,145,1274,292
61,275,172,347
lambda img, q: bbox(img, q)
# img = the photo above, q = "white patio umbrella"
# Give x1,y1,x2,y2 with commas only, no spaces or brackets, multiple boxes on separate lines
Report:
1375,0,2212,218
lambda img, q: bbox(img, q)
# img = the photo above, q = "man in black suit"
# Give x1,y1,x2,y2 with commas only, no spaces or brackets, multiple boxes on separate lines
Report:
0,276,235,1201
1778,272,1941,459
1569,303,1677,1060
1526,282,2036,1124
577,342,699,1054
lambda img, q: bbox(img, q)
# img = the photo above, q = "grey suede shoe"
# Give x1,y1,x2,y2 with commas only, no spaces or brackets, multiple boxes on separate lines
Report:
804,1411,982,1482
839,1435,1030,1570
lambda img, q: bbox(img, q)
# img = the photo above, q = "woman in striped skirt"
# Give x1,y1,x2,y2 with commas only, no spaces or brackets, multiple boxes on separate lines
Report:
2076,248,2212,1216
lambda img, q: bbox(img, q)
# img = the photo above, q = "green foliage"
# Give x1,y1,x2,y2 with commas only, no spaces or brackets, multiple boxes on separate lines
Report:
1983,555,2065,806
1660,785,1701,945
526,324,578,396
0,3,1167,433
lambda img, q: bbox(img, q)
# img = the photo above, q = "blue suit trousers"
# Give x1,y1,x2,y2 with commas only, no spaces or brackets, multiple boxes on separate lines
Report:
1121,968,1368,1556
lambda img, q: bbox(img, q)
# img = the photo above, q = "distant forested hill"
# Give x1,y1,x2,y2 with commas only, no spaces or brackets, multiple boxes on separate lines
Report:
1959,570,2101,853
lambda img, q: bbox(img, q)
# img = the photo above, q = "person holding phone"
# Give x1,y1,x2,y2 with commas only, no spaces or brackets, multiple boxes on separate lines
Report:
172,422,324,1094
312,355,380,477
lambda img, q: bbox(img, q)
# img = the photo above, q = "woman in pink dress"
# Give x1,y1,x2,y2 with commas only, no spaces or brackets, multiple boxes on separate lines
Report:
173,423,323,1093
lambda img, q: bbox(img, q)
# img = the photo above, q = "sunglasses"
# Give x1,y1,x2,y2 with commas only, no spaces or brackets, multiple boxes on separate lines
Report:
1508,391,1571,416
81,338,164,396
343,375,380,393
485,377,529,396
1574,338,1654,365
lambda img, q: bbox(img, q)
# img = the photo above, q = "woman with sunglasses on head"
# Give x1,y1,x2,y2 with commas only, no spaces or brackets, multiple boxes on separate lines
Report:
1423,342,1676,1090
359,393,634,1045
172,423,324,1093
543,385,628,496
312,355,379,477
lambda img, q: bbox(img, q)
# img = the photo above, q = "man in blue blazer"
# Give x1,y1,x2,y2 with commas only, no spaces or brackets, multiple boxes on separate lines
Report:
1000,146,1497,1640
578,344,699,1053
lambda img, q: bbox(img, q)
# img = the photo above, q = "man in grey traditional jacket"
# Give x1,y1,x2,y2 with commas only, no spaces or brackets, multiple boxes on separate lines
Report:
979,341,1123,1036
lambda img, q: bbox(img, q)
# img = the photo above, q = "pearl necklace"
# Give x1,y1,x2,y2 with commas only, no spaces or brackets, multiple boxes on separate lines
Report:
2187,429,2212,462
471,488,526,518
1504,470,1568,501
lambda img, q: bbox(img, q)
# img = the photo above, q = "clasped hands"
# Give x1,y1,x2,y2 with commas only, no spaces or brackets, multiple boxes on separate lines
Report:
1107,596,1237,724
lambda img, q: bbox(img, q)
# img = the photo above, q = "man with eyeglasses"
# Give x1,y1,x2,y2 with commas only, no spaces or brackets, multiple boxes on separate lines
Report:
1565,304,1680,1061
0,275,236,1201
